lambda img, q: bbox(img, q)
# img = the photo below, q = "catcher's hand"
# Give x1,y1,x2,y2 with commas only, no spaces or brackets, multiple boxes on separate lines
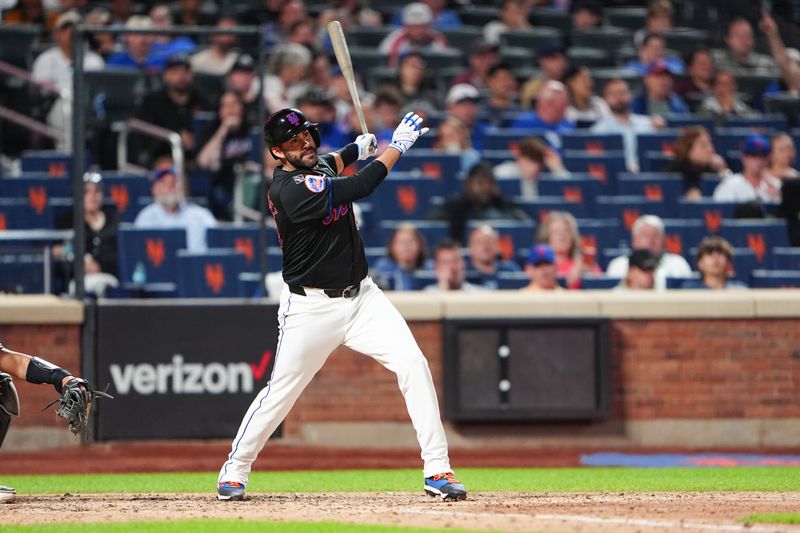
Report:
44,378,114,435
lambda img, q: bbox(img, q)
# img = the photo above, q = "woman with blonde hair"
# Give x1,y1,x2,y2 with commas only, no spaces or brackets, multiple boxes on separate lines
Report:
535,211,600,289
765,132,800,181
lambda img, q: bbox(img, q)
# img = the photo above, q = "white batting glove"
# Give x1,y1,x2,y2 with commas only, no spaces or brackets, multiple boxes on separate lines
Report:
354,133,377,160
388,112,429,155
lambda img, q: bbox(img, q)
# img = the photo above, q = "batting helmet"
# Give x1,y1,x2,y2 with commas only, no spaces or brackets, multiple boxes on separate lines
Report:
264,108,320,158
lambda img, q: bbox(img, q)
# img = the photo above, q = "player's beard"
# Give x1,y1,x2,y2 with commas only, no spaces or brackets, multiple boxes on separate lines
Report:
285,148,319,170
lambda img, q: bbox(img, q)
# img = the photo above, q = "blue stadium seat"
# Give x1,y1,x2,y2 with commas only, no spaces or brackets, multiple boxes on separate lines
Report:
664,115,715,130
669,273,701,289
662,219,706,258
562,152,626,188
561,132,624,153
207,224,279,273
515,197,591,223
537,173,605,201
480,149,515,167
238,272,264,298
577,218,627,257
375,220,450,250
390,151,462,185
772,247,800,270
267,246,283,272
176,249,248,298
364,246,386,268
730,247,760,283
483,128,547,151
639,151,675,172
600,247,629,269
116,225,187,285
594,196,670,230
495,178,521,197
373,176,445,221
750,270,800,288
636,131,678,169
0,174,71,199
496,271,529,289
677,200,739,232
0,251,45,294
724,115,787,131
412,270,438,290
580,274,621,289
0,198,54,229
719,220,789,267
101,174,151,223
466,220,537,262
698,173,725,196
20,151,72,177
617,173,684,206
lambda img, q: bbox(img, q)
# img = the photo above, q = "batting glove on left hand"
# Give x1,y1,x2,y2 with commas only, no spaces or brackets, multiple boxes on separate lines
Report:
354,133,377,160
389,112,429,155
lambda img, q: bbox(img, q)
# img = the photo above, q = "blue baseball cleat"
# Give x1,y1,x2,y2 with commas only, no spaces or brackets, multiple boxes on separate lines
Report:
424,472,467,501
217,481,246,501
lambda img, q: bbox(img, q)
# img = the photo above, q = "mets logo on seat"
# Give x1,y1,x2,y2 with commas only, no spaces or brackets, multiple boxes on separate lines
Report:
205,263,225,293
304,174,326,193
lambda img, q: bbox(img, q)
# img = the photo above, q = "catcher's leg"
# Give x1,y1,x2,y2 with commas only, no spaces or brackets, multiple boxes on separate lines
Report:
342,278,452,478
0,372,19,503
218,285,345,489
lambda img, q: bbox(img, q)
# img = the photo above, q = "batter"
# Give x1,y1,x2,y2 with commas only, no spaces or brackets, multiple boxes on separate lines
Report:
217,109,466,502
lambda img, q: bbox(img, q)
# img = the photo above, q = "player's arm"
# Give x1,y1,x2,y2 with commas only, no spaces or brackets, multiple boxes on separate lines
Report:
0,345,75,392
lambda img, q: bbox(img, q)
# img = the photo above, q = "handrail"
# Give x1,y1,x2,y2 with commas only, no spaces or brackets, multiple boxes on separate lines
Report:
0,59,59,95
0,104,64,141
117,118,185,183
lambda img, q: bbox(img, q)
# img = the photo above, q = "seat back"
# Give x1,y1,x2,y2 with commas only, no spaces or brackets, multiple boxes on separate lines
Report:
176,249,248,297
116,225,186,284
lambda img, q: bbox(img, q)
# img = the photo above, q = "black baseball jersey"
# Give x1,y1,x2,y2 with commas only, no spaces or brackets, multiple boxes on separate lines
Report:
269,152,386,288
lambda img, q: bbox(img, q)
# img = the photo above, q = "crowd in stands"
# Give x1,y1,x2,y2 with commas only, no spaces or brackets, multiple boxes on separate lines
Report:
2,0,800,297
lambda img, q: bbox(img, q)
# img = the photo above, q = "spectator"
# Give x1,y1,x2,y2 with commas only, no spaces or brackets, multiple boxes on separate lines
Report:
225,54,260,126
484,63,520,120
781,175,800,246
263,43,312,112
494,137,569,199
698,70,754,126
631,60,690,118
667,126,729,199
625,33,685,76
106,16,162,71
432,118,481,173
318,0,382,31
263,0,307,50
521,45,569,108
766,133,800,181
384,50,438,108
134,166,217,253
674,49,716,101
465,225,521,289
712,18,777,74
633,0,674,49
108,0,134,26
483,0,530,45
372,223,431,291
295,89,350,153
31,10,104,150
196,91,253,221
148,4,196,60
191,17,239,75
614,249,658,290
3,0,56,33
591,78,658,172
428,163,531,243
425,238,484,292
535,211,601,289
562,65,611,126
606,215,692,290
760,11,800,94
133,53,206,167
571,0,604,30
522,244,562,291
682,236,747,289
379,3,448,68
451,40,500,91
511,81,575,150
175,0,216,28
389,0,462,30
714,134,782,204
372,88,404,148
84,8,116,59
53,172,120,296
444,83,487,151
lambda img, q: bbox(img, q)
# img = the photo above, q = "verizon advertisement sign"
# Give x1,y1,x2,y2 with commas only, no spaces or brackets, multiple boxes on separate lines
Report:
94,302,278,439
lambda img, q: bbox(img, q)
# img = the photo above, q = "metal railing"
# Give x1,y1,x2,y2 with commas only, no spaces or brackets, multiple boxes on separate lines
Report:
0,104,64,142
116,118,185,183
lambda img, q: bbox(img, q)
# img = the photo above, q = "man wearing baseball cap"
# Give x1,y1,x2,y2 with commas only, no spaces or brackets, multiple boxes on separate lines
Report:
522,244,562,291
379,2,448,67
630,59,690,118
615,249,658,291
713,134,782,204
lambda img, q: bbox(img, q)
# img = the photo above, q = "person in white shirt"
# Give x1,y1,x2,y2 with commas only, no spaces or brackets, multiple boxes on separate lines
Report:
606,215,692,290
713,134,782,204
134,166,217,253
31,10,104,150
190,16,239,76
590,78,661,173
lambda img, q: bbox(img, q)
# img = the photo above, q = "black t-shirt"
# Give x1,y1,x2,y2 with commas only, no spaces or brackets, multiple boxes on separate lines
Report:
200,121,253,190
268,154,368,288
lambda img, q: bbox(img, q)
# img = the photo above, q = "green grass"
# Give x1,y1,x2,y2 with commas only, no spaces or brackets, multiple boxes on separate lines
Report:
2,521,508,533
742,513,800,524
3,467,800,494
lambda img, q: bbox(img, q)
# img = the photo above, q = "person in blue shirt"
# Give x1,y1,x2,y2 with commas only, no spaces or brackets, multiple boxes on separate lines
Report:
106,15,165,72
682,236,748,290
630,60,690,117
510,80,575,150
624,33,685,76
389,0,462,30
371,223,432,291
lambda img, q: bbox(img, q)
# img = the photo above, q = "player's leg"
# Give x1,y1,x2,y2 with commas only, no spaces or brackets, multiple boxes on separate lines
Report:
218,287,345,497
343,278,465,499
0,372,19,503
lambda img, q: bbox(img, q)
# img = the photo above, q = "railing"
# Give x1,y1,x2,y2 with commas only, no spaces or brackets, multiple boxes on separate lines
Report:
0,104,64,142
116,118,185,183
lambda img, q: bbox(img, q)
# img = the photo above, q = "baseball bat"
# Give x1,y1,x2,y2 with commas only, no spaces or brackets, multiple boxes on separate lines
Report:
327,20,369,135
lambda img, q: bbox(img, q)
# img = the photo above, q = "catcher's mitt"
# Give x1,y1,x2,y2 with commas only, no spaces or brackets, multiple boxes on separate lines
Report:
43,378,114,435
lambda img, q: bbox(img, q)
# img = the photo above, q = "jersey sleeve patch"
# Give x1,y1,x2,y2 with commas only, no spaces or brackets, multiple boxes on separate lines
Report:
303,174,328,193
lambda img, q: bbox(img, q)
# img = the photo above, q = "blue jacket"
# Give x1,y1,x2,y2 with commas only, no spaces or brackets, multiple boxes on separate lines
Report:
630,92,690,115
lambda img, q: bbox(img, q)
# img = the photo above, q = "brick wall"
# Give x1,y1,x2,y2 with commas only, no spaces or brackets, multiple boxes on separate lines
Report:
2,324,82,427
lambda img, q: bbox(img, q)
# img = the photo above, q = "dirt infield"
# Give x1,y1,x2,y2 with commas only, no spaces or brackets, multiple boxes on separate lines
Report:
6,492,800,532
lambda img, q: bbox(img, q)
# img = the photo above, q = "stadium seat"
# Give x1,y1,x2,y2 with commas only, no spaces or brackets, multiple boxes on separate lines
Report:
0,250,45,294
374,220,450,250
346,26,392,47
176,249,248,298
662,28,710,56
530,8,572,31
466,220,536,262
266,246,283,272
192,73,225,105
207,224,280,273
348,47,390,71
496,271,529,290
373,176,445,221
0,24,40,69
677,200,739,232
617,173,684,206
577,218,628,256
661,219,706,258
499,46,535,65
515,197,592,223
567,47,612,68
719,220,790,266
101,173,151,223
580,274,622,289
484,128,547,152
441,27,484,56
421,48,464,70
0,174,70,202
724,115,787,131
714,128,775,155
562,152,626,188
734,73,780,107
604,6,647,29
750,270,800,288
390,151,462,185
664,115,715,130
20,151,72,177
495,178,521,198
458,5,500,27
412,270,438,290
116,225,186,285
498,28,564,53
83,69,148,123
537,173,605,202
561,132,624,154
772,247,800,270
238,272,264,298
636,131,679,164
0,197,54,229
668,273,701,289
595,196,670,230
765,92,800,128
570,27,632,52
640,152,675,172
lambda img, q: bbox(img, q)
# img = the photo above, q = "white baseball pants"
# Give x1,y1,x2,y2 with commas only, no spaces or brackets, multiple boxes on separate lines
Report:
218,276,452,485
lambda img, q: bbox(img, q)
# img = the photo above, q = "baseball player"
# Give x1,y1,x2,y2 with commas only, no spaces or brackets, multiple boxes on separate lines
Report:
217,109,467,502
0,342,102,503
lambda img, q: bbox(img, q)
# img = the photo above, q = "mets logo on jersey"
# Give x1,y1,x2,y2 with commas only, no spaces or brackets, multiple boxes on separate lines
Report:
304,174,327,193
